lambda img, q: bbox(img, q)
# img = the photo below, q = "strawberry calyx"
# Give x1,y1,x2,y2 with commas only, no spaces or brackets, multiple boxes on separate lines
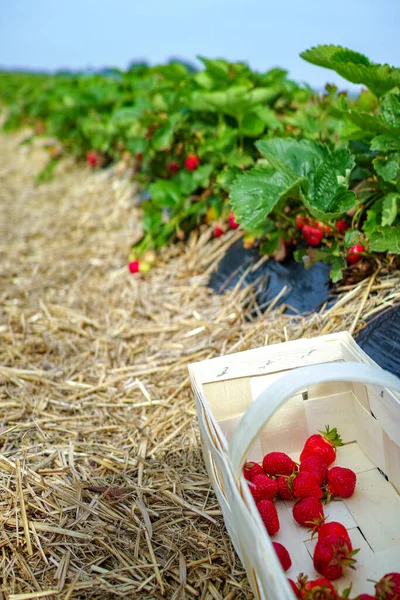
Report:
318,425,344,449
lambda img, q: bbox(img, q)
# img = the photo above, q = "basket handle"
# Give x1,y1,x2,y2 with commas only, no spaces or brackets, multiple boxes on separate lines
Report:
228,361,400,480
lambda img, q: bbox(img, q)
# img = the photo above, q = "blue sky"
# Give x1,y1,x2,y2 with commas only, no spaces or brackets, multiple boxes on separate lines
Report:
1,0,399,89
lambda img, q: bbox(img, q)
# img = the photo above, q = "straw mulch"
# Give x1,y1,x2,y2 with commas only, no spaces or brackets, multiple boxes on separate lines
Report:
0,131,399,600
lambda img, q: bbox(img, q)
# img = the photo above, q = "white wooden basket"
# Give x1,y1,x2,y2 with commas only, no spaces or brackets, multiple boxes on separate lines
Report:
188,332,400,599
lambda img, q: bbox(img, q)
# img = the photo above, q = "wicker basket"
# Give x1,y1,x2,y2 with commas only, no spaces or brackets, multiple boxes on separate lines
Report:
188,332,400,599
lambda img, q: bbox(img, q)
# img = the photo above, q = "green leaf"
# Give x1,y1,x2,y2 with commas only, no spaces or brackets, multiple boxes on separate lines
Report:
229,168,303,232
239,112,265,137
382,193,399,226
256,138,327,178
305,148,357,219
373,154,399,182
344,229,365,249
381,92,400,128
371,134,400,152
368,227,400,253
152,123,174,151
149,180,182,208
300,45,351,69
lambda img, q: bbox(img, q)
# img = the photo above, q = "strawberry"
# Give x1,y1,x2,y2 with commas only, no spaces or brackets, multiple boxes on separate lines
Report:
262,451,297,477
313,534,358,580
128,260,140,274
300,426,343,466
353,595,376,599
249,473,278,502
326,467,356,499
348,244,365,265
277,475,295,500
243,461,263,482
302,225,324,246
300,578,338,599
300,455,328,486
293,497,324,529
214,225,225,238
293,472,323,499
256,499,279,535
228,211,240,230
86,150,97,166
288,578,300,598
135,152,143,161
168,160,180,174
375,572,400,600
315,221,333,234
296,215,310,229
272,541,292,571
185,154,200,171
336,219,349,233
318,522,352,548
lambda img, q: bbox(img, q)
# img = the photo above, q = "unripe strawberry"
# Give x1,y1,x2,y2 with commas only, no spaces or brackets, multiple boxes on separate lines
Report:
348,244,365,265
185,154,200,170
302,225,324,246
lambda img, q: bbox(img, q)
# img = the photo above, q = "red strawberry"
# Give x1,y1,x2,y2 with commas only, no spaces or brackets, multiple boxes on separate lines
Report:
263,451,297,477
288,579,300,598
318,522,352,548
272,541,292,572
336,219,349,233
168,160,180,174
302,225,324,246
300,455,328,486
375,572,400,600
300,426,343,466
277,475,295,500
293,497,324,529
243,461,263,482
185,154,200,171
326,467,356,499
135,152,144,161
296,215,310,229
300,578,338,599
257,499,279,535
128,260,140,274
353,595,376,600
313,534,358,580
293,472,323,499
86,150,97,166
214,225,225,238
228,211,240,230
348,244,365,265
249,473,278,501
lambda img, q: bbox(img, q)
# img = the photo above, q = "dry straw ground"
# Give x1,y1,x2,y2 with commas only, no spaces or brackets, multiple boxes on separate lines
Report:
0,131,399,600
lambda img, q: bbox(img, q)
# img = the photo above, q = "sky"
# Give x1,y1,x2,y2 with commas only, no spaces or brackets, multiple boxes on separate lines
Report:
1,0,399,89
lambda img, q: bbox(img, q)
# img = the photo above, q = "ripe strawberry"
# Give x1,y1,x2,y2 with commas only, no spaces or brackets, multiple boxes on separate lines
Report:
128,260,140,274
86,151,97,166
277,475,295,500
293,497,324,529
318,522,351,547
228,211,240,230
375,572,400,600
293,472,323,499
168,160,180,174
185,154,200,171
326,467,356,499
249,473,278,502
300,455,328,486
288,579,300,598
336,219,349,233
214,225,224,238
353,595,376,599
272,541,292,572
348,244,365,265
300,578,338,599
300,426,343,466
263,451,297,477
256,499,279,535
313,534,358,580
296,215,310,229
302,225,324,246
135,152,143,161
243,461,263,482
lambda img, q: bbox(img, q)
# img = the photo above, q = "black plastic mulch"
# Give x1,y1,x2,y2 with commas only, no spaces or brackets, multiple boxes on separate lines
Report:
208,240,333,316
355,304,400,377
